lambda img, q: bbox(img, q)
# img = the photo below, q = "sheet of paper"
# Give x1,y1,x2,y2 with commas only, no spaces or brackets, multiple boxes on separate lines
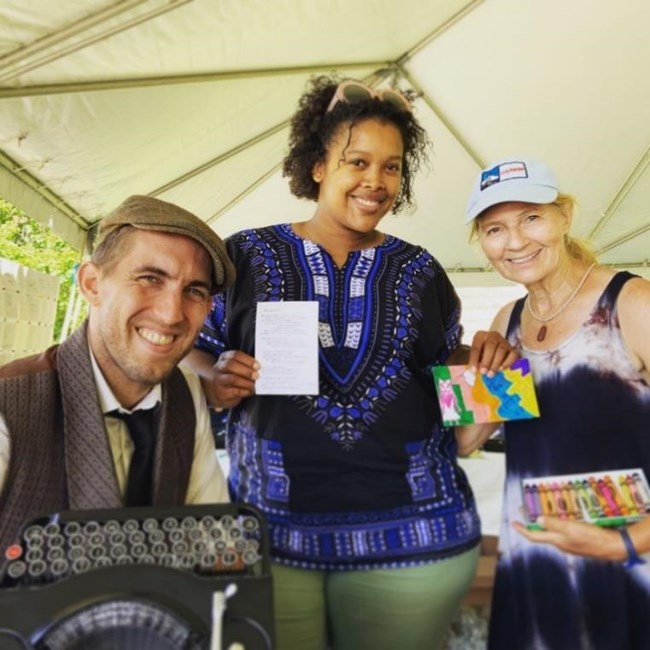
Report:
255,301,319,395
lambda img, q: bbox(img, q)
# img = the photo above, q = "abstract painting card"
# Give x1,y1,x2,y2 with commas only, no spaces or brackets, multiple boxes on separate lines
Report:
432,358,540,426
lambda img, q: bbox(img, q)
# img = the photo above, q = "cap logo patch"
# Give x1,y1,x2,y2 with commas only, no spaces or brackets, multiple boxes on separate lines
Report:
480,161,528,191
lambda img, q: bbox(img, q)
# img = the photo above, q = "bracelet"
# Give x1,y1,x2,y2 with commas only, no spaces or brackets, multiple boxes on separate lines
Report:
619,527,646,568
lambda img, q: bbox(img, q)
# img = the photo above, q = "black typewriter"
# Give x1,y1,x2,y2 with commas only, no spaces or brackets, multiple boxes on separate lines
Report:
0,504,274,649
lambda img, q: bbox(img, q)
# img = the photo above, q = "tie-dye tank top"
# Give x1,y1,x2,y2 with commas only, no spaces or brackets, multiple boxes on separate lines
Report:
489,272,650,650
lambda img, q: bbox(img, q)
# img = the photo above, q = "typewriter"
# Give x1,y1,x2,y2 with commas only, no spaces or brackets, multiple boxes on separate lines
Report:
0,503,273,649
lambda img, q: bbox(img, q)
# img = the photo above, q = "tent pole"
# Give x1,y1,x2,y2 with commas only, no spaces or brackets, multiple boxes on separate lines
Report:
0,151,87,229
0,0,149,70
206,165,282,226
394,65,485,169
148,124,288,198
0,0,194,83
396,0,485,63
595,223,650,256
588,145,650,240
0,62,389,99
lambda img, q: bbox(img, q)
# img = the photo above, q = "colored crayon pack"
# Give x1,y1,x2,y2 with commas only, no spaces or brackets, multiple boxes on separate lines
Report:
432,358,540,427
522,468,650,530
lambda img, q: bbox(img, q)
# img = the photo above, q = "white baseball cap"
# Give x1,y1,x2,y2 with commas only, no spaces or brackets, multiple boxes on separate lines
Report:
465,158,559,224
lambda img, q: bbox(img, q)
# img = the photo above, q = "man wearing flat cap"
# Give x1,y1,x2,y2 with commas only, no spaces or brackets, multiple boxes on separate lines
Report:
0,195,236,553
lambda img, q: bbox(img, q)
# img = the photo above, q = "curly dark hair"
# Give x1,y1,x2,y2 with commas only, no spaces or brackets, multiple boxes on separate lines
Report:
282,76,431,214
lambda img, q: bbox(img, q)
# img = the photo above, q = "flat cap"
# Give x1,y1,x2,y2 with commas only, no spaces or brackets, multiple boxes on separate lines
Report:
96,195,235,293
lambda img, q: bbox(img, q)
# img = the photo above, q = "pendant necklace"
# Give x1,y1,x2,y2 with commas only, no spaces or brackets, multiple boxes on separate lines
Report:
525,263,596,342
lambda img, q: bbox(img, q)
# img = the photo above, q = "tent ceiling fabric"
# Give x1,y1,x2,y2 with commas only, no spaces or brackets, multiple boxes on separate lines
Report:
0,0,648,279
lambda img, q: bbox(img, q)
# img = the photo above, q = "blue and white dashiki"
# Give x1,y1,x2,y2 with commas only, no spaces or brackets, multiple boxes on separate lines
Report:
196,224,480,570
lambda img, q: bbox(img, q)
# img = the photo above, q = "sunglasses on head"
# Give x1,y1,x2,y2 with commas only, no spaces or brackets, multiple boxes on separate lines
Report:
326,80,412,114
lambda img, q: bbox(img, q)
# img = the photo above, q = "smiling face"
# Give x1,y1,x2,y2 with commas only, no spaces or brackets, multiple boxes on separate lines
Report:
311,118,404,237
79,229,212,408
476,201,571,285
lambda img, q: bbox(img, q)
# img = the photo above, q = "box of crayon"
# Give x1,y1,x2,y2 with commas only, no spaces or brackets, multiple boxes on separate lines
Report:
521,469,650,530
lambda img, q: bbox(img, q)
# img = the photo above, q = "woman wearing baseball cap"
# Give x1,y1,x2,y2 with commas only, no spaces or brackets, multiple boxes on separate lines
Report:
459,157,650,649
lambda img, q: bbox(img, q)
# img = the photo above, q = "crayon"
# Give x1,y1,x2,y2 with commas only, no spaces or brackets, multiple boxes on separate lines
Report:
563,481,582,520
551,482,569,519
604,475,630,516
524,485,539,522
535,483,547,515
617,475,639,515
536,484,550,516
626,475,647,511
531,485,543,519
578,480,603,519
632,473,650,511
588,477,614,517
597,478,621,516
571,480,591,520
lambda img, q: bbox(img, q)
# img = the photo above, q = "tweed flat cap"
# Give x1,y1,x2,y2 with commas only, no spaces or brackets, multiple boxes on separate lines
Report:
96,195,235,293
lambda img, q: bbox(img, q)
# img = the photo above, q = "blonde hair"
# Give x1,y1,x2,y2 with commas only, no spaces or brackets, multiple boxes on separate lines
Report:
554,193,598,265
469,192,598,265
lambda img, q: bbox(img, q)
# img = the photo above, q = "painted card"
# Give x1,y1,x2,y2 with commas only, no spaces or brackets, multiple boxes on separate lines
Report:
432,358,540,426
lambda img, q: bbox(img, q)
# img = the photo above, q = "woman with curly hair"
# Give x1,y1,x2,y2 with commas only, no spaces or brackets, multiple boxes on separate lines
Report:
185,76,514,650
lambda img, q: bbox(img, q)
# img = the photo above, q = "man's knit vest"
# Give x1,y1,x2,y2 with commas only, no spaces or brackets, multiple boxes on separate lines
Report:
0,323,196,553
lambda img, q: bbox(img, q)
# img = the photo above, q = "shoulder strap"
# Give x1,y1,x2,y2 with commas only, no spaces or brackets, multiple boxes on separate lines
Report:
596,271,637,312
506,296,527,340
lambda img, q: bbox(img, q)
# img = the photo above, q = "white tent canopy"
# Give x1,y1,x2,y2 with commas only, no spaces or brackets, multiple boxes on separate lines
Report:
1,0,649,286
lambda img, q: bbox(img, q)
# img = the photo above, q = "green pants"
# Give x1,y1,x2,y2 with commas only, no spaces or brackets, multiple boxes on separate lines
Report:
271,545,479,650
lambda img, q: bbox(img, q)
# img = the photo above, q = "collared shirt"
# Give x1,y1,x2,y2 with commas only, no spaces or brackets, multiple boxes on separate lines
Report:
0,351,229,504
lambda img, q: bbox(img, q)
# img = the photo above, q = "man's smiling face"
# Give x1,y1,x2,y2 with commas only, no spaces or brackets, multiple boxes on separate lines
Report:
80,229,212,407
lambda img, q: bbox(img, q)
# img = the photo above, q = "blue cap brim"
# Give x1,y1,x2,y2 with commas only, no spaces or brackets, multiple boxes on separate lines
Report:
465,184,558,224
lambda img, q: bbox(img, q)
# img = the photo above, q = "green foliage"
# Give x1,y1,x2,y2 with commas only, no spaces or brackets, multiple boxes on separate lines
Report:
0,196,83,342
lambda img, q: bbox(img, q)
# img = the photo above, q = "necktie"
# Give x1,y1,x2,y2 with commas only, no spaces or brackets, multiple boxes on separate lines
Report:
110,406,159,507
